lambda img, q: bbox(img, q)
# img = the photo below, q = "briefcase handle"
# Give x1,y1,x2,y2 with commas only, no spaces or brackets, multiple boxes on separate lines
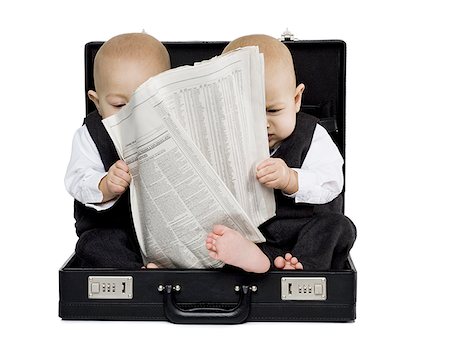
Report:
161,284,253,324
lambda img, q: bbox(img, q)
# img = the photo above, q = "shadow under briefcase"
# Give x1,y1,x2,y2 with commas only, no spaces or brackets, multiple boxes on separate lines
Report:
59,32,357,323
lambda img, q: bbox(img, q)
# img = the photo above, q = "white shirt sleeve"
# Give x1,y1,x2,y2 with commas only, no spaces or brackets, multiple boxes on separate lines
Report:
284,124,344,204
64,125,117,211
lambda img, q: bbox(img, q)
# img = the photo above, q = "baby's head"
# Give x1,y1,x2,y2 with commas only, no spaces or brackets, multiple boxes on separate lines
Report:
223,34,304,149
88,32,170,119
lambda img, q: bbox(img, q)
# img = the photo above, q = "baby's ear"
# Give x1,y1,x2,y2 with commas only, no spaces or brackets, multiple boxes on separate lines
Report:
294,83,305,113
87,90,101,115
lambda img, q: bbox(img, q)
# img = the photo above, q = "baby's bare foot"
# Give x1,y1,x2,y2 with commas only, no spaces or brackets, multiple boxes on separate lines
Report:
205,225,270,273
274,253,303,270
142,262,158,269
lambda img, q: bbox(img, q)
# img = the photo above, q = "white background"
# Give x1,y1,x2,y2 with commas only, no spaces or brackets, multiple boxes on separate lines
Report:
1,0,449,359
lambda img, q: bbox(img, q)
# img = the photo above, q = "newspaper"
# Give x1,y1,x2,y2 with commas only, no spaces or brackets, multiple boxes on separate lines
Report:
103,46,275,268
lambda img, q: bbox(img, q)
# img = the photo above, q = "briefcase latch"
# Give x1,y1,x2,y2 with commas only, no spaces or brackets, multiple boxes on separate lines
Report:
281,277,326,301
88,276,133,299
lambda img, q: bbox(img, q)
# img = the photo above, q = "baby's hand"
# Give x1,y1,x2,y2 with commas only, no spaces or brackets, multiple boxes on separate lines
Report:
99,160,131,202
256,158,298,194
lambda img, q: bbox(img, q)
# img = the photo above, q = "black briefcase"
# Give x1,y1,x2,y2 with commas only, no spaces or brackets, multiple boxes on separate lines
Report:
59,33,356,323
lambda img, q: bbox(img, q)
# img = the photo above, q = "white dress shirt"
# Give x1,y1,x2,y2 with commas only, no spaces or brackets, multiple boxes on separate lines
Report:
65,123,343,210
65,125,116,211
280,124,344,204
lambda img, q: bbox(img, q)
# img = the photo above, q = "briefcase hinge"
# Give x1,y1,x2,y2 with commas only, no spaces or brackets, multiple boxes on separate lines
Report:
279,28,297,41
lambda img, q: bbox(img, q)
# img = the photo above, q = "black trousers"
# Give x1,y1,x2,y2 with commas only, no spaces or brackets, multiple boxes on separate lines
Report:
258,213,356,270
75,214,356,271
75,228,143,268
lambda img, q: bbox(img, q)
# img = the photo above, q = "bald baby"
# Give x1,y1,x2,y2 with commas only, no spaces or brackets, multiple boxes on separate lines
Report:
205,35,307,271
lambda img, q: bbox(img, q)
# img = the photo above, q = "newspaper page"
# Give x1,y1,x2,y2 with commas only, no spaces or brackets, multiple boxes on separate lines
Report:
103,47,275,268
142,47,275,226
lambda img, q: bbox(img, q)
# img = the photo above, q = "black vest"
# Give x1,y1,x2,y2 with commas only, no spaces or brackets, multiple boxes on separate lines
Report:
73,111,134,236
259,112,343,240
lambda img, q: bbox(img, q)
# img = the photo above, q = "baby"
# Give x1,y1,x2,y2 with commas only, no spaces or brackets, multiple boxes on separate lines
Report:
206,34,356,272
65,33,170,268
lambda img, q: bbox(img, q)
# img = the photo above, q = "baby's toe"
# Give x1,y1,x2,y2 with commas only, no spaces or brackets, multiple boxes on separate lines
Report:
274,256,286,269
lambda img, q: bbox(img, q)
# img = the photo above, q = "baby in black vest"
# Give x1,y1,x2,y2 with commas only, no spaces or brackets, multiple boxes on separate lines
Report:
205,35,356,272
65,33,170,268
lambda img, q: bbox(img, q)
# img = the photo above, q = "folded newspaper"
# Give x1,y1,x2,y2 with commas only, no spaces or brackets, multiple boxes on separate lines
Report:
103,46,275,268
